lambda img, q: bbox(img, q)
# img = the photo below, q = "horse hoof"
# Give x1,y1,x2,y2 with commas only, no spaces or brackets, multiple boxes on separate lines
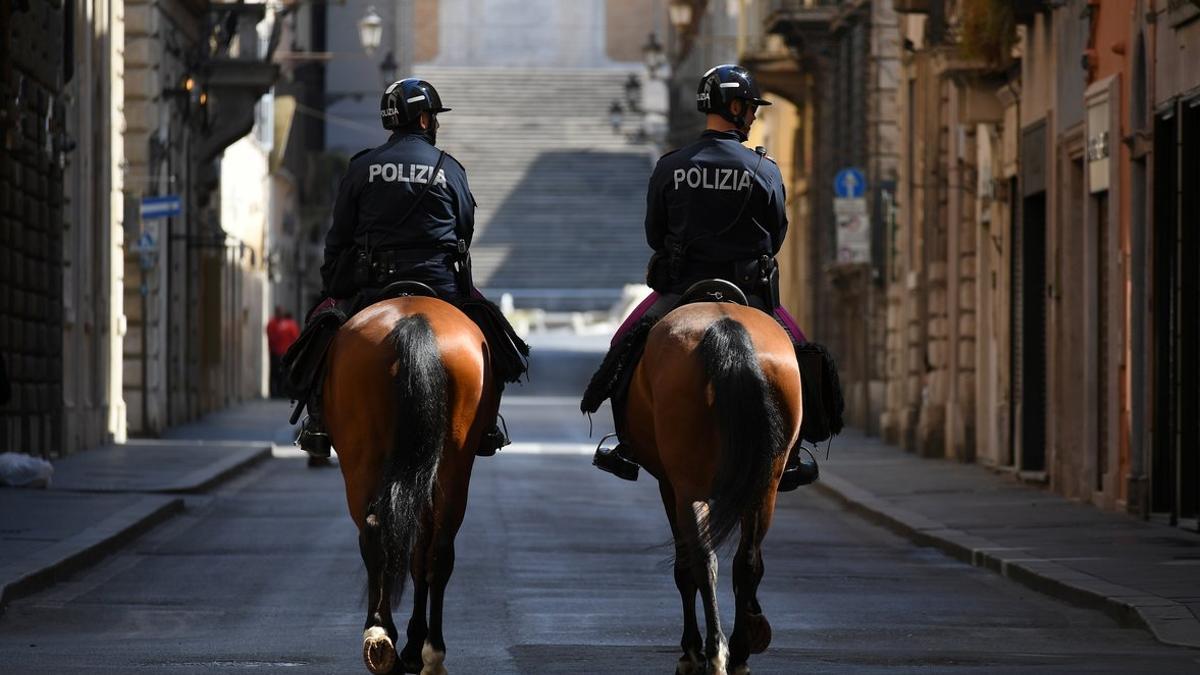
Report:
362,626,396,674
420,640,448,675
399,644,424,673
745,613,772,655
676,650,704,675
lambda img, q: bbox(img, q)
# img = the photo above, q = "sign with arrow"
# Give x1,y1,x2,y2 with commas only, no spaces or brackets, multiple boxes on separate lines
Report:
833,168,870,264
834,167,866,199
140,195,182,220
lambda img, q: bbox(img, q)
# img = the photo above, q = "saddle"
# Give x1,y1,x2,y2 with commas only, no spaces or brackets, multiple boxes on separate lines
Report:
581,279,744,416
582,278,843,447
679,279,748,306
285,280,530,425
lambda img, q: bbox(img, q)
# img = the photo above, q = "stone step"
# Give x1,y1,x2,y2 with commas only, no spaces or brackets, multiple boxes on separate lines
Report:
410,66,657,307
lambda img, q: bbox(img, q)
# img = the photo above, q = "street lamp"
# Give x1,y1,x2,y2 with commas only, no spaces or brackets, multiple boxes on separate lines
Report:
379,50,398,88
668,0,694,33
609,100,624,134
642,32,665,80
358,6,383,56
624,74,642,113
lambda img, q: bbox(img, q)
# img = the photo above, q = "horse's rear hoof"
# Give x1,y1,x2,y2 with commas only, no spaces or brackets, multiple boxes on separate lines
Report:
362,626,396,674
745,613,772,654
675,649,703,675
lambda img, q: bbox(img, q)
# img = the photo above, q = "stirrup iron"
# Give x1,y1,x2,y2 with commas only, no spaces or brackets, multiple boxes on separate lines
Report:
592,433,640,482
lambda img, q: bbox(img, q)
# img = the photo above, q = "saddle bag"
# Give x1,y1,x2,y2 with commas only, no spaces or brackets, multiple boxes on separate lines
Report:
795,341,845,444
453,295,530,385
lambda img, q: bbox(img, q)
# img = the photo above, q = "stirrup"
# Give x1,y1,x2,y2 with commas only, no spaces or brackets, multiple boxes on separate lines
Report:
477,414,510,457
778,445,819,492
593,433,639,481
296,416,332,458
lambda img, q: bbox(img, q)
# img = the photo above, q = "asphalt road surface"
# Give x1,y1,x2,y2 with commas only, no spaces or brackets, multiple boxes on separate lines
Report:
2,335,1198,673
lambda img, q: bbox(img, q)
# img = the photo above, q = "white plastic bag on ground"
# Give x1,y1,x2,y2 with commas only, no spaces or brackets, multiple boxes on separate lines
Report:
0,452,54,488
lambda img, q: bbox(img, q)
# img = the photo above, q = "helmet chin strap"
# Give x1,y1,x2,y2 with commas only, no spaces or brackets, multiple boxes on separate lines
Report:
718,99,751,138
423,114,438,145
717,110,750,141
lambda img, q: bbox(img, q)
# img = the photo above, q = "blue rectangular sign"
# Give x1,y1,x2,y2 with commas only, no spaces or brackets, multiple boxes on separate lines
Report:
140,195,182,220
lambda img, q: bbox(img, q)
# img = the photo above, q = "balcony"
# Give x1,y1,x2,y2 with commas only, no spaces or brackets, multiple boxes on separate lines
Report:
763,0,839,54
197,2,281,161
1011,0,1050,25
893,0,931,12
737,1,839,104
765,0,841,34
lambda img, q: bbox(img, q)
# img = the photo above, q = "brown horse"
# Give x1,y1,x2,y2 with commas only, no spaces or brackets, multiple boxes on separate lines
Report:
323,296,497,675
624,302,801,675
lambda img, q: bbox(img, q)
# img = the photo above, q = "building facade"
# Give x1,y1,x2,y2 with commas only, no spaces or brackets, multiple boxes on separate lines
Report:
681,0,1195,530
730,0,897,434
2,0,281,457
2,0,126,457
121,0,278,435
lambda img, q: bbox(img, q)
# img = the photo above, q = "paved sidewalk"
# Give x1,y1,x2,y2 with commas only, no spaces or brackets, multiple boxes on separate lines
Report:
814,428,1200,649
0,399,294,610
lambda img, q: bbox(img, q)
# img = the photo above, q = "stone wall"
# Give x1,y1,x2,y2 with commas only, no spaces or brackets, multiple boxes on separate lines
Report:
0,0,66,457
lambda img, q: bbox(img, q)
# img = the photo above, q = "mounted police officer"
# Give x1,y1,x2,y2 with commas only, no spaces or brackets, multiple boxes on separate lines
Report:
583,64,843,491
287,78,528,458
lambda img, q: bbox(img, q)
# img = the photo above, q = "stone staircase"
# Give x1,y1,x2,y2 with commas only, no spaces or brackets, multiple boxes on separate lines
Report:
413,66,657,310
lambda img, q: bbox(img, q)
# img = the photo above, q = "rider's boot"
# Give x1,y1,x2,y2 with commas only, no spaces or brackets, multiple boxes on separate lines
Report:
593,438,640,481
593,387,640,481
778,443,819,492
477,415,510,457
296,414,332,458
591,370,643,481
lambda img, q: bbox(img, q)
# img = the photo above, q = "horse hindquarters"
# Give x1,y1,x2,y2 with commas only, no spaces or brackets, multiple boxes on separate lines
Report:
665,316,790,674
363,315,449,674
694,317,789,551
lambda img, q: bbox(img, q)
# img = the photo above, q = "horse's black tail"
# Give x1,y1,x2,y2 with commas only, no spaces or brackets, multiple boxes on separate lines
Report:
696,317,789,552
370,314,447,601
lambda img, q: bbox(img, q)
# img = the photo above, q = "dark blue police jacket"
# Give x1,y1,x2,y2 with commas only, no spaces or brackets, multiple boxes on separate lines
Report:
321,131,475,296
645,129,787,268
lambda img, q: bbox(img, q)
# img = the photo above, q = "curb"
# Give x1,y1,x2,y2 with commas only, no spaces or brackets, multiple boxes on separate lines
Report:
814,470,1200,650
164,444,273,494
51,443,274,495
0,495,183,611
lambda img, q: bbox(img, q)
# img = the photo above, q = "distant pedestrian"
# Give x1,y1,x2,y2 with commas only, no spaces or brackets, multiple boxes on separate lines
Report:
267,306,298,398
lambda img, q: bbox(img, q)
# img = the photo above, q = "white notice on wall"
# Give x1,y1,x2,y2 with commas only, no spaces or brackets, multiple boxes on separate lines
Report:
835,197,871,264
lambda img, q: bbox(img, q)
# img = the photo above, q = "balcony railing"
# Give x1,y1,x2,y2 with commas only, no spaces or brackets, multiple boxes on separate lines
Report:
769,0,842,10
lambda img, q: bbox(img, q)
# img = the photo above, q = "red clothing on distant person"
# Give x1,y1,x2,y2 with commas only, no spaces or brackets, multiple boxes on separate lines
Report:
267,316,300,356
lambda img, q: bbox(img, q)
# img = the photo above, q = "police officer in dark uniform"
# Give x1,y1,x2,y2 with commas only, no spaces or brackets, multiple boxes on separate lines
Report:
320,79,471,298
587,65,838,491
644,69,786,298
291,78,527,458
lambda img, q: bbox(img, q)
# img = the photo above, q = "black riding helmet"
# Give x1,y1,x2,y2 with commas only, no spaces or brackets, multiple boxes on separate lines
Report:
696,64,771,129
380,78,451,131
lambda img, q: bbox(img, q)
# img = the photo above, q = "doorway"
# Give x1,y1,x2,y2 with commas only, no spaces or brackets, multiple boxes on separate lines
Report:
1019,191,1047,473
1151,100,1200,529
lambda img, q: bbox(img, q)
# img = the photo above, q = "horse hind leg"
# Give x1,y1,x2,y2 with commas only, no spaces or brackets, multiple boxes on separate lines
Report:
729,504,774,674
661,484,703,675
400,514,434,673
419,477,469,675
678,499,728,675
360,513,398,675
